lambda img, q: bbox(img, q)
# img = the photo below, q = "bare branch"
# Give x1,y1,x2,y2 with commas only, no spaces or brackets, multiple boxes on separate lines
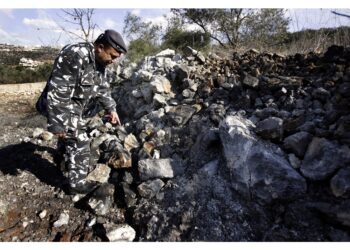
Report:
331,11,350,19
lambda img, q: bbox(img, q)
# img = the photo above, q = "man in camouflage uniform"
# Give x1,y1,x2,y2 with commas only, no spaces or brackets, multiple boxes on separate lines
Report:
46,30,127,194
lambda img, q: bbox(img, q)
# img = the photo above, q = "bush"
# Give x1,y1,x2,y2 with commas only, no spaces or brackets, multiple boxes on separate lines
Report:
125,38,160,63
0,63,52,84
162,29,211,54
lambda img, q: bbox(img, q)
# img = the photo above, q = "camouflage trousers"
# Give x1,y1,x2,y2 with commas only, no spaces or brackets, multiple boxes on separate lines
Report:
57,130,92,188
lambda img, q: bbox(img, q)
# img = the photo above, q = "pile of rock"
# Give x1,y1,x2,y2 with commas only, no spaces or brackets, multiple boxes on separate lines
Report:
34,45,350,241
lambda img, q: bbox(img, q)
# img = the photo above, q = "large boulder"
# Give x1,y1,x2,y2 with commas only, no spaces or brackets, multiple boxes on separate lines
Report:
300,137,350,181
219,115,307,204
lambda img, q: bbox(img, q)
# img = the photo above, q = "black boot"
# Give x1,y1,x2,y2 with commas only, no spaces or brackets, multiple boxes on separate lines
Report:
69,181,100,195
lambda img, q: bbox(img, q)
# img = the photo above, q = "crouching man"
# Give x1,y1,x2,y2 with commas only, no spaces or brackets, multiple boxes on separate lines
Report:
45,30,127,194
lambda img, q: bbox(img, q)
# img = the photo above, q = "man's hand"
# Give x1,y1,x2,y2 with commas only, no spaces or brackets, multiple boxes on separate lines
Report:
106,111,121,126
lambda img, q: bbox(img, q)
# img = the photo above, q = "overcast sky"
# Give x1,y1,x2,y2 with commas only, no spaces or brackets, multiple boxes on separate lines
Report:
0,6,349,46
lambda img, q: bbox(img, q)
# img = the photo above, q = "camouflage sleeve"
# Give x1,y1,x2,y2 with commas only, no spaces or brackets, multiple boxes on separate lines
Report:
95,75,117,113
46,46,86,134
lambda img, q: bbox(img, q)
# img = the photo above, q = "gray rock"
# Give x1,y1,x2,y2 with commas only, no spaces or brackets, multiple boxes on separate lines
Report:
124,133,140,151
123,172,133,185
88,184,115,216
312,87,331,102
153,93,167,108
156,49,175,57
219,115,306,203
131,89,143,98
167,105,197,126
307,201,350,228
138,158,180,181
283,131,312,158
183,46,205,63
122,182,137,208
255,117,283,141
288,154,301,169
137,179,165,199
139,82,154,103
150,75,172,94
0,199,8,215
338,82,350,97
199,159,219,176
104,223,136,242
32,128,44,138
243,74,259,88
182,89,195,99
53,211,69,227
38,210,47,219
40,131,53,141
139,70,153,82
86,164,111,183
330,167,350,197
300,137,350,180
174,64,190,83
120,65,135,80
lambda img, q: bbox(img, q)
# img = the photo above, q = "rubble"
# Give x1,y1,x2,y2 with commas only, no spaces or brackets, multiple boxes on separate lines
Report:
1,45,350,241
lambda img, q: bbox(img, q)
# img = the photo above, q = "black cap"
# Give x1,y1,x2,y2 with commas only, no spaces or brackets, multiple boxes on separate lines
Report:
97,29,127,54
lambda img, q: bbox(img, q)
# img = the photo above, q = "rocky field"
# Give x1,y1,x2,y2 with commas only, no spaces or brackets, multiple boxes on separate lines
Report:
0,45,349,241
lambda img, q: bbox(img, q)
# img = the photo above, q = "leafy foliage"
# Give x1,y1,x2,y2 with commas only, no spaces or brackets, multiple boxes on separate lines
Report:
171,9,290,49
126,38,160,63
123,12,162,62
0,63,52,84
162,15,211,53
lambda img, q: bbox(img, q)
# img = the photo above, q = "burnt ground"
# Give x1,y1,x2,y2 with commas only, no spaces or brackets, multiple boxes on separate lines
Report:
0,93,102,242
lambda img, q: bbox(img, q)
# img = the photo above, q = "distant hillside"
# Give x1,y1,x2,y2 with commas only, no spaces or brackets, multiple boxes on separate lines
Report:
0,45,59,65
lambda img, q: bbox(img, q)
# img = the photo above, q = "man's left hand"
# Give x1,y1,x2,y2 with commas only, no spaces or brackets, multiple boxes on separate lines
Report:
107,111,121,125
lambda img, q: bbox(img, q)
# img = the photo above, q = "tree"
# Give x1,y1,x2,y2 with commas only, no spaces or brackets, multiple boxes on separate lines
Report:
123,12,162,61
331,11,350,19
123,12,161,43
58,9,97,42
162,16,211,52
171,9,254,49
171,8,290,49
241,9,290,48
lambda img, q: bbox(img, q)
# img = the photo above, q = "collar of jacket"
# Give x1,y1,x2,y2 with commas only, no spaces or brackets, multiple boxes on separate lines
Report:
87,42,106,73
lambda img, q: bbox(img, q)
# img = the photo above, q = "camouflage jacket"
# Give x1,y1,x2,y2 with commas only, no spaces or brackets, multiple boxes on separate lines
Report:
46,42,116,135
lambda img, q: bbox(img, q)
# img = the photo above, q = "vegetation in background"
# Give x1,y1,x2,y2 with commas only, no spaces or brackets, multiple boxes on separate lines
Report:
0,63,52,84
1,8,349,83
123,12,162,62
171,9,290,50
162,15,211,53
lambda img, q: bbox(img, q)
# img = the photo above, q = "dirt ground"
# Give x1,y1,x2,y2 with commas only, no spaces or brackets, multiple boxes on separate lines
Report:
0,92,102,242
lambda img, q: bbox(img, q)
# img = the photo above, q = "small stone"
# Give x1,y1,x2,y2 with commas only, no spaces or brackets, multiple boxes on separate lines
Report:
137,179,165,199
40,131,53,141
143,141,155,156
139,70,153,82
39,210,47,219
123,172,133,185
32,128,44,138
86,217,96,228
124,133,140,151
288,154,301,169
138,158,180,181
108,150,132,169
72,194,82,202
53,211,69,227
330,167,350,197
104,223,136,242
243,74,259,88
86,164,111,183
